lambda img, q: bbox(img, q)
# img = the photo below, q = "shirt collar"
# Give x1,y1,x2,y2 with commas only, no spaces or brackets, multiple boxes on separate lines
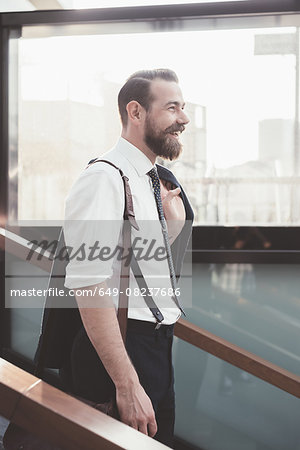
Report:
115,137,155,176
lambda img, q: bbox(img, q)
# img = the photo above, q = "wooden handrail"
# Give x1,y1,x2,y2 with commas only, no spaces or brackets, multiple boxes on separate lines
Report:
174,319,300,398
1,227,300,398
0,228,52,273
0,358,167,450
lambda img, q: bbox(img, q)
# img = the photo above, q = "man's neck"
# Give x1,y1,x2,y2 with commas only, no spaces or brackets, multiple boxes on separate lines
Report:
121,133,157,165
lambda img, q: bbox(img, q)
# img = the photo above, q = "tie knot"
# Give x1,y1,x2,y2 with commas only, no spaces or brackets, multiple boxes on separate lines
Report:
148,167,159,181
148,168,161,194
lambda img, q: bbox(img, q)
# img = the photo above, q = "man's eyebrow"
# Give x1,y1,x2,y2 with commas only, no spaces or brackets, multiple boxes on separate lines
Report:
164,101,185,108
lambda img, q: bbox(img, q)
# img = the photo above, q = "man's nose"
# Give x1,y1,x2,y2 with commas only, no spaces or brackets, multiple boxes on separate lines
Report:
177,109,190,125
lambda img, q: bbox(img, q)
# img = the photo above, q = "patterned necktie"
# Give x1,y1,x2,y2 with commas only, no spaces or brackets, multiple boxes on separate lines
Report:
148,167,185,315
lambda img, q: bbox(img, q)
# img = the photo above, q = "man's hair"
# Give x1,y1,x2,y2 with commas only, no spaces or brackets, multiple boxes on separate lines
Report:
118,69,179,127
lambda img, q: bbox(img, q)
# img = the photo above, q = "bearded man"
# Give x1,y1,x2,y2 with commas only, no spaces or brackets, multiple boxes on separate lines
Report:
64,69,193,448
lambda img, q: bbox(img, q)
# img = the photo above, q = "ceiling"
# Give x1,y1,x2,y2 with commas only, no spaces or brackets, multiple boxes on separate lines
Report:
0,0,248,13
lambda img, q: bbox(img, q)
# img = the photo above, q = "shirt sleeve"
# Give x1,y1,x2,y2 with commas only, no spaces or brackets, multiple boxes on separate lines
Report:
64,167,124,289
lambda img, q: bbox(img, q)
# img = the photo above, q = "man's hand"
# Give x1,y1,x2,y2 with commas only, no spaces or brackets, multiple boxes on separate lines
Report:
160,180,186,244
116,381,157,436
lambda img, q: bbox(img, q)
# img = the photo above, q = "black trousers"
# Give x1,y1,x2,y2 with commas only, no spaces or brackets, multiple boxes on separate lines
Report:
126,319,175,448
64,319,175,448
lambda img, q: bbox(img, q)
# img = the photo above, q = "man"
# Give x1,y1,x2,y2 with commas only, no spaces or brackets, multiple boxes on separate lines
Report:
64,69,192,447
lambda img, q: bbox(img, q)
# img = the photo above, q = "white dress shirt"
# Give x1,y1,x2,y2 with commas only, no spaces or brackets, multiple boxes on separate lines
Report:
64,137,181,324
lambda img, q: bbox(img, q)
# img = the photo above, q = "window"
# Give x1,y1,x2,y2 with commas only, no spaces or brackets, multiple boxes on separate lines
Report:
12,17,300,225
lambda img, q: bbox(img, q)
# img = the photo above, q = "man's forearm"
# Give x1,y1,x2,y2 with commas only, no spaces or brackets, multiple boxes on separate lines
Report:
75,283,139,389
74,282,157,436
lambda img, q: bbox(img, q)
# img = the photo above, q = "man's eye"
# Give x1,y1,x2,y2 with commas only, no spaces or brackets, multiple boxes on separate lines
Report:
168,107,175,111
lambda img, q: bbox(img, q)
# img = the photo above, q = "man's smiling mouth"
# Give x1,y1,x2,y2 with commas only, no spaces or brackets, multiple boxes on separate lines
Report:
168,131,181,139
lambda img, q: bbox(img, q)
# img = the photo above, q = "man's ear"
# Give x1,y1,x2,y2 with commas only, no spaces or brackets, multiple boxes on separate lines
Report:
126,101,145,125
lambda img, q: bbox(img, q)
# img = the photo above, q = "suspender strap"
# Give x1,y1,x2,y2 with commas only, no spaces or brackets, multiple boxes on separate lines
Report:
88,159,164,337
90,159,139,230
116,219,131,342
130,255,164,323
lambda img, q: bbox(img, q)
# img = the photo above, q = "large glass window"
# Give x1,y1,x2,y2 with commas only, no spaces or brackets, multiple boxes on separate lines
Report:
11,17,300,225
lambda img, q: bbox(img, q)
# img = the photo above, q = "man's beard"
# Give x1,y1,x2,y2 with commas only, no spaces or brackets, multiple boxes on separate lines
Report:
144,116,185,161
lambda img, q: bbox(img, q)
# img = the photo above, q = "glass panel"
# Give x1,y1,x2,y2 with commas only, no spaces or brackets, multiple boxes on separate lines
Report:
11,15,300,225
4,228,58,359
192,263,300,374
6,259,300,377
9,306,44,360
173,339,300,450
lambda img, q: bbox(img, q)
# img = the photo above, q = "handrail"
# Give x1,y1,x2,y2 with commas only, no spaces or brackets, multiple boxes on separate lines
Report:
174,319,300,398
0,228,52,272
1,227,300,398
0,358,167,449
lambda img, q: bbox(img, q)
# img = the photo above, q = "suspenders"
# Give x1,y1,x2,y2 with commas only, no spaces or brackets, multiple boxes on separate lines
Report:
88,159,164,330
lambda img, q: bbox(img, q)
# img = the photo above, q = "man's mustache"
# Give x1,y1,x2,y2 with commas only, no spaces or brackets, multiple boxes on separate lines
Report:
164,125,185,134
